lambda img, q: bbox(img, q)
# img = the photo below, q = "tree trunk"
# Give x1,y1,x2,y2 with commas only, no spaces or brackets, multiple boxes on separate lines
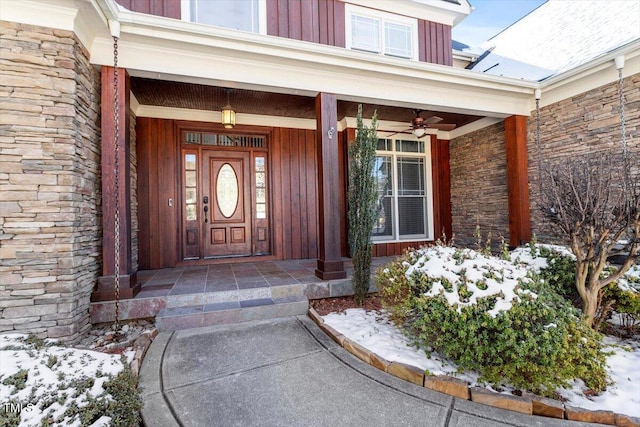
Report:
582,287,599,328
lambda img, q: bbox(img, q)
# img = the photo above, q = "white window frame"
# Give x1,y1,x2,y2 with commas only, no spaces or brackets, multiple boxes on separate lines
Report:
181,0,267,35
372,137,434,243
345,4,419,61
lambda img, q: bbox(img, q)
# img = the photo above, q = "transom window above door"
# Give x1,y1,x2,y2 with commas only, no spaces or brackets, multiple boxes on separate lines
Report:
181,0,266,34
345,4,418,60
183,132,266,149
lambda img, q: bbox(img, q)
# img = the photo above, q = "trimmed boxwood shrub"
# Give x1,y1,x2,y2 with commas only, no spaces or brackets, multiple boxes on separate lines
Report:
377,246,608,397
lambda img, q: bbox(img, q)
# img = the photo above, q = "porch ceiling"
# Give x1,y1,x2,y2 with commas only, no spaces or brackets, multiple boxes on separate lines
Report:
130,77,483,129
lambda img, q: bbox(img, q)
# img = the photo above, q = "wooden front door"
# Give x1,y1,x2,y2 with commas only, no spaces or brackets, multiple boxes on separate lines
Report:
180,131,270,261
202,150,251,257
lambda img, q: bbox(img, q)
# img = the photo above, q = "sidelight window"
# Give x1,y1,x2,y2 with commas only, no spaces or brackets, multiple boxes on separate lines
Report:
371,139,433,241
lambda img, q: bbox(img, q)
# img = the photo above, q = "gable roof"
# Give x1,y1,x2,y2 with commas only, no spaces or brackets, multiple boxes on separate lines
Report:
468,0,640,81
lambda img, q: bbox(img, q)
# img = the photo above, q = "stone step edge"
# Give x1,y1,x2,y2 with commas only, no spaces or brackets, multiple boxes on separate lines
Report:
158,295,308,318
308,307,639,427
155,296,309,331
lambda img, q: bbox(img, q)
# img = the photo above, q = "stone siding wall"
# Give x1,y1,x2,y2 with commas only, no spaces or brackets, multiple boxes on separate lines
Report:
450,74,640,248
527,74,640,243
449,121,510,248
0,21,101,342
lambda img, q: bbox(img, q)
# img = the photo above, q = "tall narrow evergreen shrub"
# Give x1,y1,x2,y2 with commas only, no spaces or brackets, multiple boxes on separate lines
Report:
348,105,378,305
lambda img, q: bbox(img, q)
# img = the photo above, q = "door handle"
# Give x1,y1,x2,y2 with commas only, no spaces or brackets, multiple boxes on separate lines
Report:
203,205,208,223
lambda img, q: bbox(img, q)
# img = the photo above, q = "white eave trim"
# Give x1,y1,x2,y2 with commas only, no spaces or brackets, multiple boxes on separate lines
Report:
538,39,640,108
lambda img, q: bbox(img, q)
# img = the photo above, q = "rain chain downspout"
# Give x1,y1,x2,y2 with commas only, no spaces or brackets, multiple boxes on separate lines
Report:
109,19,122,332
614,55,629,201
534,88,542,201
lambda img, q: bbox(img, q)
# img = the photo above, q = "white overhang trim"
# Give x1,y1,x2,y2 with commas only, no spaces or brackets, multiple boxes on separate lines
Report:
0,0,77,33
342,0,471,27
0,0,109,52
344,0,455,26
538,40,640,108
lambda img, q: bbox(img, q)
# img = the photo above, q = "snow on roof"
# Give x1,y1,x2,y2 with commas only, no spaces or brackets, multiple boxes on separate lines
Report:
468,0,640,81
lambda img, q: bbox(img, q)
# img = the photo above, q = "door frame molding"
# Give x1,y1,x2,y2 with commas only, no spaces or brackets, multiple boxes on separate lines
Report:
175,121,273,262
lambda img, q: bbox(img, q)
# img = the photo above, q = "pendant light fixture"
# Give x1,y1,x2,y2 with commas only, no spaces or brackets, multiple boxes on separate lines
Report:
221,88,236,129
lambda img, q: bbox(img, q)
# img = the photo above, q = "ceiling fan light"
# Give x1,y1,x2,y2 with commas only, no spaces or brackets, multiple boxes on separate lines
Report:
412,127,426,138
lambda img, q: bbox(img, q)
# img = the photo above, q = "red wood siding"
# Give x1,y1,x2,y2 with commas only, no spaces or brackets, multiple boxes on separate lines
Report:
373,241,428,257
136,117,179,270
115,0,180,19
267,0,346,47
271,128,319,260
418,20,453,66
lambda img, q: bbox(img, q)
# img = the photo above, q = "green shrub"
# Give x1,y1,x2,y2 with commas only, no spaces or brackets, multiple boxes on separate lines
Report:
603,266,640,335
377,246,608,396
60,364,141,427
535,246,580,304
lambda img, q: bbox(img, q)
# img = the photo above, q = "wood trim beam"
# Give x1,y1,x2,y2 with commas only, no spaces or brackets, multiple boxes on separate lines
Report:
505,115,531,247
93,66,141,302
315,92,346,279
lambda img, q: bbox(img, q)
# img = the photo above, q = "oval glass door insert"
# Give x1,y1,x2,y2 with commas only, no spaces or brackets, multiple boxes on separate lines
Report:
216,164,239,218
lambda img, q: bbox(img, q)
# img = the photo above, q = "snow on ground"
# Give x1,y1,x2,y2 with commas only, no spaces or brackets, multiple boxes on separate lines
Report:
0,334,133,427
323,309,640,417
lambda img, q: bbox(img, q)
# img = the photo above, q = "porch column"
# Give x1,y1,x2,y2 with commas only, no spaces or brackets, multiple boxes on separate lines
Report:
505,115,531,247
92,66,140,302
432,137,452,240
315,92,346,280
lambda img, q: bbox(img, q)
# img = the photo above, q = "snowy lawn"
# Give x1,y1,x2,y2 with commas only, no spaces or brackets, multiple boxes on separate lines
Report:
323,308,640,418
0,334,136,427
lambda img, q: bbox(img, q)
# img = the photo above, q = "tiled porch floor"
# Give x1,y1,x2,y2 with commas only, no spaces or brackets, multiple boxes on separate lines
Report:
90,257,395,324
135,259,330,299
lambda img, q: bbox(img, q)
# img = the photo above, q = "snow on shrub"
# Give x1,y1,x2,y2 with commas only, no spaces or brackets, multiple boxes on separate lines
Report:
0,334,141,427
377,245,608,396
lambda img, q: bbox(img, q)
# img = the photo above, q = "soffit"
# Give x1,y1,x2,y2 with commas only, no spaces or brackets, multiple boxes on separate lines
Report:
131,77,483,128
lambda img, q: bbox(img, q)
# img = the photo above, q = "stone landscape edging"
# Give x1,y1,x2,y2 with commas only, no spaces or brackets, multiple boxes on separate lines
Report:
308,307,640,427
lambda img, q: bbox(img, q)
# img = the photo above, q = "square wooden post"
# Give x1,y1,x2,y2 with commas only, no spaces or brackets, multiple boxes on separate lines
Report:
505,115,531,247
315,92,346,279
92,66,140,301
432,137,452,240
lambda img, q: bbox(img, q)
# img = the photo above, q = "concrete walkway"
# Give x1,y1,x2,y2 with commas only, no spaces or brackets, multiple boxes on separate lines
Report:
139,316,600,427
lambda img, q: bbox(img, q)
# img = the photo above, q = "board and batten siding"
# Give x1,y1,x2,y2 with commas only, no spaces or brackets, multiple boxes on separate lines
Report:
266,0,346,47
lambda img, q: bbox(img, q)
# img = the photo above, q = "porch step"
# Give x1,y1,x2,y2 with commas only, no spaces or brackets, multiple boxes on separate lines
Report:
155,295,309,331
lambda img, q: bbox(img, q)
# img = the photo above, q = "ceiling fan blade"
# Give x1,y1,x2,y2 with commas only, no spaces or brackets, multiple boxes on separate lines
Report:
425,116,443,124
427,123,456,131
381,128,412,138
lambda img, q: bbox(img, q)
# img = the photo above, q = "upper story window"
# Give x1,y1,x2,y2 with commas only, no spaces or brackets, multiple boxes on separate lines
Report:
345,4,418,60
181,0,266,34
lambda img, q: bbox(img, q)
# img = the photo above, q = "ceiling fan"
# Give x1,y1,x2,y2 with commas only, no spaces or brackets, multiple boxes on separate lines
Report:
387,110,456,138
